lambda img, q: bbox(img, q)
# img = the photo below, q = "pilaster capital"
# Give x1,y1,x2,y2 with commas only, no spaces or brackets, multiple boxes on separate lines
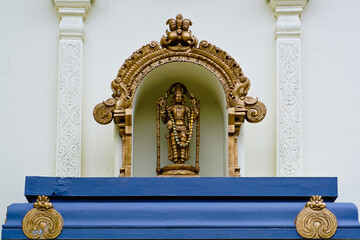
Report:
268,0,307,38
269,0,307,12
54,0,92,13
53,0,92,40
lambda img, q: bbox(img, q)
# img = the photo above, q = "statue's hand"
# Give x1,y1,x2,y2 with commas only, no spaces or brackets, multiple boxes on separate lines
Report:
159,99,167,114
192,98,200,113
192,100,200,117
194,110,199,119
167,120,173,130
191,98,197,105
159,99,166,107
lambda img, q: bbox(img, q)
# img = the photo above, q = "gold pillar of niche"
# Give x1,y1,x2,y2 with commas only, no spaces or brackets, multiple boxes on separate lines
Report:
93,14,266,177
114,108,132,177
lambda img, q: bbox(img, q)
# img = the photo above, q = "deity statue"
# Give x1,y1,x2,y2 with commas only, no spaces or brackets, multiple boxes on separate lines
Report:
156,83,200,176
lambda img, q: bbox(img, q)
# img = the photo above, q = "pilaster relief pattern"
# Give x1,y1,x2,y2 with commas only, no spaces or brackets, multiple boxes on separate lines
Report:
57,40,82,176
278,39,302,176
269,0,307,176
54,0,91,177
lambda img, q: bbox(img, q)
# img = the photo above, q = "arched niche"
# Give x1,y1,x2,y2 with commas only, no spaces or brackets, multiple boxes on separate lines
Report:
133,62,227,177
93,14,266,177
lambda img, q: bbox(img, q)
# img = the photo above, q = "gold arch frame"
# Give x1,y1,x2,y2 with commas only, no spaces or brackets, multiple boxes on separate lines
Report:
93,14,266,177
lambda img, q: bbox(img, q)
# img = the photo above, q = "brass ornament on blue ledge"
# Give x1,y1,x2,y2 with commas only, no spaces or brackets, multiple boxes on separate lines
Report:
22,196,63,239
295,195,337,239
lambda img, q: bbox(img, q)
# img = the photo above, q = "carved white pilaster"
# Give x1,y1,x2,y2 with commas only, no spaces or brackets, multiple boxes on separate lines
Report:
54,0,91,177
269,0,307,176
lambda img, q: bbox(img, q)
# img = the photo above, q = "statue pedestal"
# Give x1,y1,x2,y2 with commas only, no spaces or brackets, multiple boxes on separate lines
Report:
2,177,360,239
158,163,199,176
158,174,200,177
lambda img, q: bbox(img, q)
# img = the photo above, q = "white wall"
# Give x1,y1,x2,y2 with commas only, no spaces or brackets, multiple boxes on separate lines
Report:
1,0,360,237
301,0,360,213
0,0,59,235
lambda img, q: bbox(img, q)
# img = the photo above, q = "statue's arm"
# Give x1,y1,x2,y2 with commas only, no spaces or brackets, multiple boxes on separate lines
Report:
192,98,200,120
186,106,191,123
164,106,173,130
161,107,168,124
161,114,169,124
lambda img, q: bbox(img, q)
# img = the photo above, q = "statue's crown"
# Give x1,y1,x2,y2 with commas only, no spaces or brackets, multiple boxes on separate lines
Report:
174,83,183,94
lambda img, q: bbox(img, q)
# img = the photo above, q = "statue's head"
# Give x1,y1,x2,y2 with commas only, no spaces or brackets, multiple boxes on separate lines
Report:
173,83,185,104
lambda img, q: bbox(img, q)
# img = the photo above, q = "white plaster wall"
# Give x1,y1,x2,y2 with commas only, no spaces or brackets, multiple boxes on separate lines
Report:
301,0,360,219
2,0,360,237
0,1,59,236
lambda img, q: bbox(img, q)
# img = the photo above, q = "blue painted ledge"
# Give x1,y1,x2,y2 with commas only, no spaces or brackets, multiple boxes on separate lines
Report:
2,176,360,239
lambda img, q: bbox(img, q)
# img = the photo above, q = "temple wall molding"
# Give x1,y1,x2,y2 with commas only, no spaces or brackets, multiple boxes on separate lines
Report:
54,0,91,177
269,0,307,176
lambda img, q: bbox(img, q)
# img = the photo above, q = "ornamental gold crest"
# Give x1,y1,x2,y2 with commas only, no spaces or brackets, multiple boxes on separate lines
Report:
295,195,337,239
22,196,63,239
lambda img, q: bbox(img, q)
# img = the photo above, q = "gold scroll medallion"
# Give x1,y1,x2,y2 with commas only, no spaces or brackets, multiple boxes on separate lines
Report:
295,195,337,239
22,196,63,239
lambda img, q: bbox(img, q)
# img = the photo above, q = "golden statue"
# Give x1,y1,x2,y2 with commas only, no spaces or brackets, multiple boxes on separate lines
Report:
156,83,200,176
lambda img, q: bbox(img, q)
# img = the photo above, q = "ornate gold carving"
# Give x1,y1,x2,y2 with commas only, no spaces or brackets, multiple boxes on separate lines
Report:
93,43,264,124
160,14,198,52
295,195,337,239
22,196,64,239
244,96,267,123
157,83,200,176
93,14,267,177
93,98,116,125
116,108,132,177
198,40,250,98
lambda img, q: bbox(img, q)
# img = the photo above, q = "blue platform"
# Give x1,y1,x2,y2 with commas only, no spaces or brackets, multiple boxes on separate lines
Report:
2,176,360,239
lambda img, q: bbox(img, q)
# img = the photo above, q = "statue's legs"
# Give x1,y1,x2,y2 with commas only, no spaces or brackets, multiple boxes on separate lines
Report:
179,131,187,164
170,133,179,164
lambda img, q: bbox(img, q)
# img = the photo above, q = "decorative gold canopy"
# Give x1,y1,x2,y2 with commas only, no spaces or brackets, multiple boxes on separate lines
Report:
93,14,266,177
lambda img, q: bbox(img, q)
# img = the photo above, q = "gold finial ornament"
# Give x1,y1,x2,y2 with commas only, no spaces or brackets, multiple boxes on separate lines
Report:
295,195,337,239
157,83,200,176
160,14,198,52
22,196,64,239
